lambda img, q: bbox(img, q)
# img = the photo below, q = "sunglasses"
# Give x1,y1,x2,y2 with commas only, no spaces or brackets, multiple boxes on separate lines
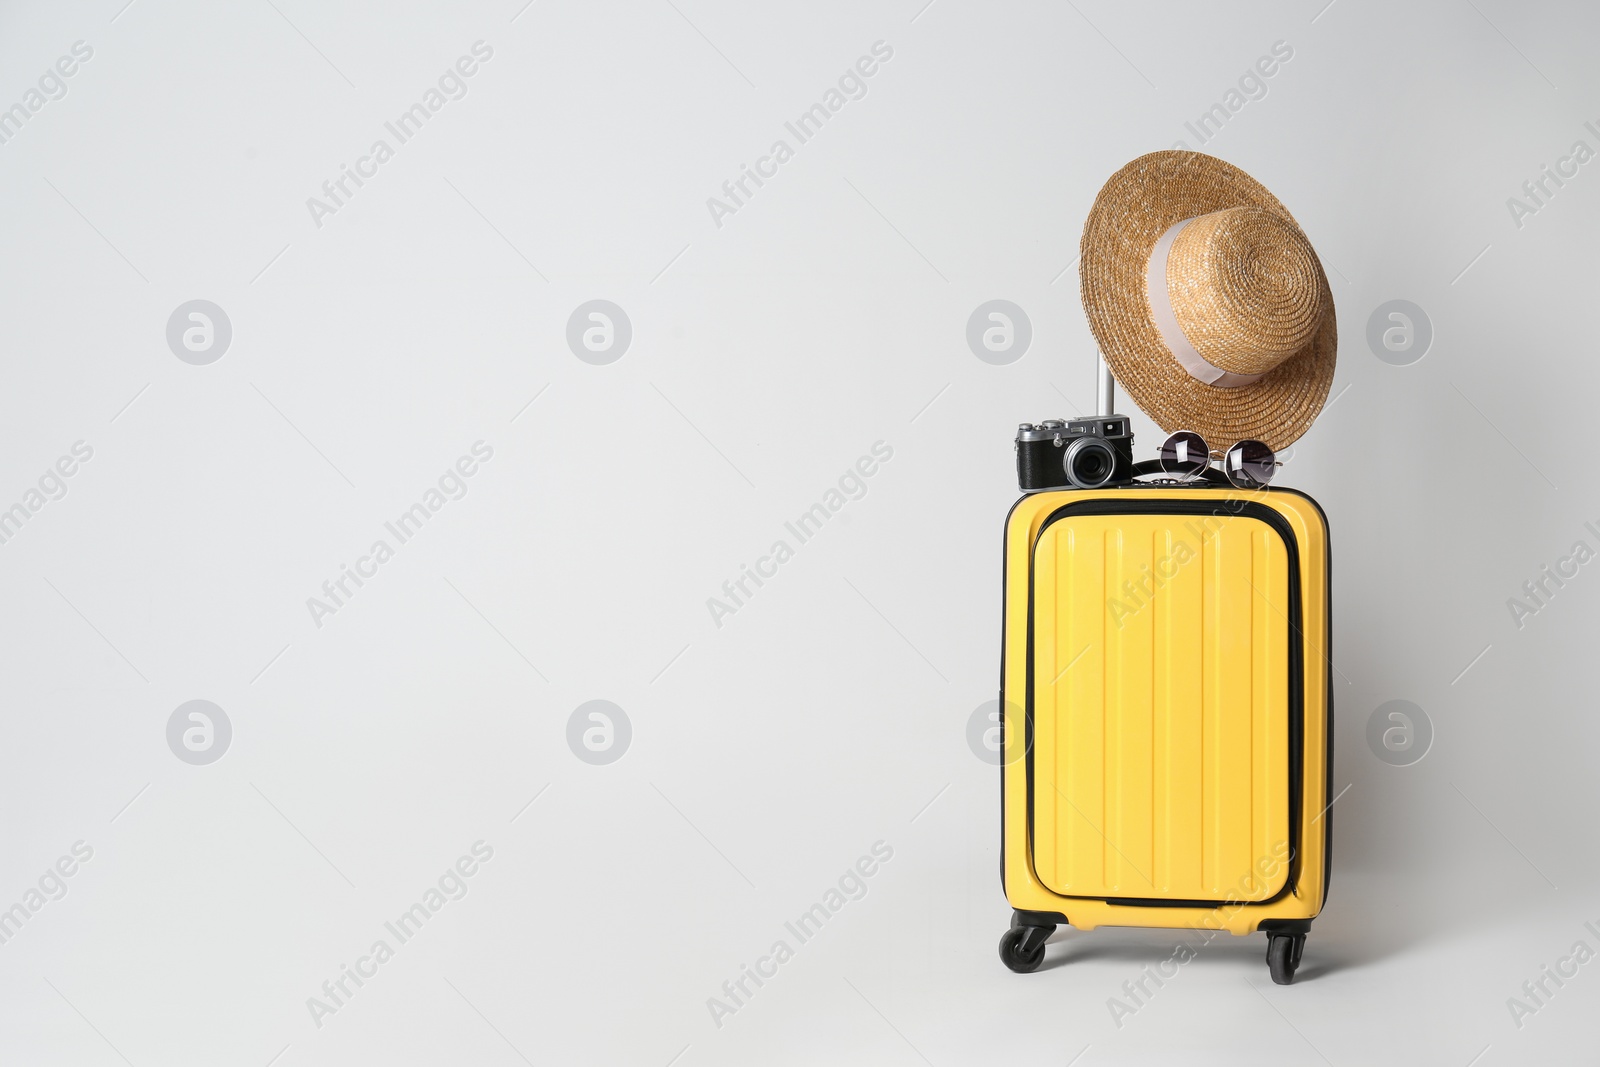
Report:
1157,431,1279,489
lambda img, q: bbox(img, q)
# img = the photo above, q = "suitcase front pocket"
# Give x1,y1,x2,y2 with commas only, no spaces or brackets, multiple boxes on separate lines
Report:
1026,500,1301,906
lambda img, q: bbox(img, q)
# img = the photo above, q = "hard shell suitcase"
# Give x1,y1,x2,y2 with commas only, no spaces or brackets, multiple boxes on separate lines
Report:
997,478,1331,984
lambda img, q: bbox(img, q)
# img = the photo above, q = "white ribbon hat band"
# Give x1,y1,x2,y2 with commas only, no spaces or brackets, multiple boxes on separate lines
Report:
1145,217,1265,389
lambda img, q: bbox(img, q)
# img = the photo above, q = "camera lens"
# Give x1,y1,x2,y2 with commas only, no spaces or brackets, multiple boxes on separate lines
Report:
1063,437,1116,489
1224,439,1276,489
1159,430,1211,478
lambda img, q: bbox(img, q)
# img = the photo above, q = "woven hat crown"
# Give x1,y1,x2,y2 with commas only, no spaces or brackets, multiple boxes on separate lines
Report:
1161,206,1327,377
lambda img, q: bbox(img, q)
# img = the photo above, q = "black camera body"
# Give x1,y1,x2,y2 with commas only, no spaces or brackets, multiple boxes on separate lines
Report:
1016,415,1135,491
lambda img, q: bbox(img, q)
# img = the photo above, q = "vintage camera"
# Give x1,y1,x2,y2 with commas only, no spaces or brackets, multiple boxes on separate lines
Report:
1016,415,1135,491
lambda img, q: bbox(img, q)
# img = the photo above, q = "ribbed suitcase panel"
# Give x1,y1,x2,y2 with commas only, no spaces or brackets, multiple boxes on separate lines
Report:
1032,513,1290,902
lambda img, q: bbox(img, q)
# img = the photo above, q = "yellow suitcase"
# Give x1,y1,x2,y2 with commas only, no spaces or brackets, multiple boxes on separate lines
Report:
998,482,1331,984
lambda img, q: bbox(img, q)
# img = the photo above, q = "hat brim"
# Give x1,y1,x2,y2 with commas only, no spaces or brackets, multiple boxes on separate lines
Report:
1079,151,1336,452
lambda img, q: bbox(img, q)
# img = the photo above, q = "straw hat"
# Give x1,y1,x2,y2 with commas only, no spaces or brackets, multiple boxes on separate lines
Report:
1079,151,1336,451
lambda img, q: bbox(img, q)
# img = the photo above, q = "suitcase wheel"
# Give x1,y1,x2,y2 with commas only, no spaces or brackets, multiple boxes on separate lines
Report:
998,924,1053,974
1266,933,1305,985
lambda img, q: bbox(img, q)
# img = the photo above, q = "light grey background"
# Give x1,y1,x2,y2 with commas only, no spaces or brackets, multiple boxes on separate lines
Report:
0,0,1595,1063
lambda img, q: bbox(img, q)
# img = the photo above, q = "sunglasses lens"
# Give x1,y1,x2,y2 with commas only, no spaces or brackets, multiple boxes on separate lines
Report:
1159,431,1210,477
1225,440,1276,488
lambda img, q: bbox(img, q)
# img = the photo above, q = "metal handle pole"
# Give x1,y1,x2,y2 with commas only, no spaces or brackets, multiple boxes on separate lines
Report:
1096,354,1115,417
